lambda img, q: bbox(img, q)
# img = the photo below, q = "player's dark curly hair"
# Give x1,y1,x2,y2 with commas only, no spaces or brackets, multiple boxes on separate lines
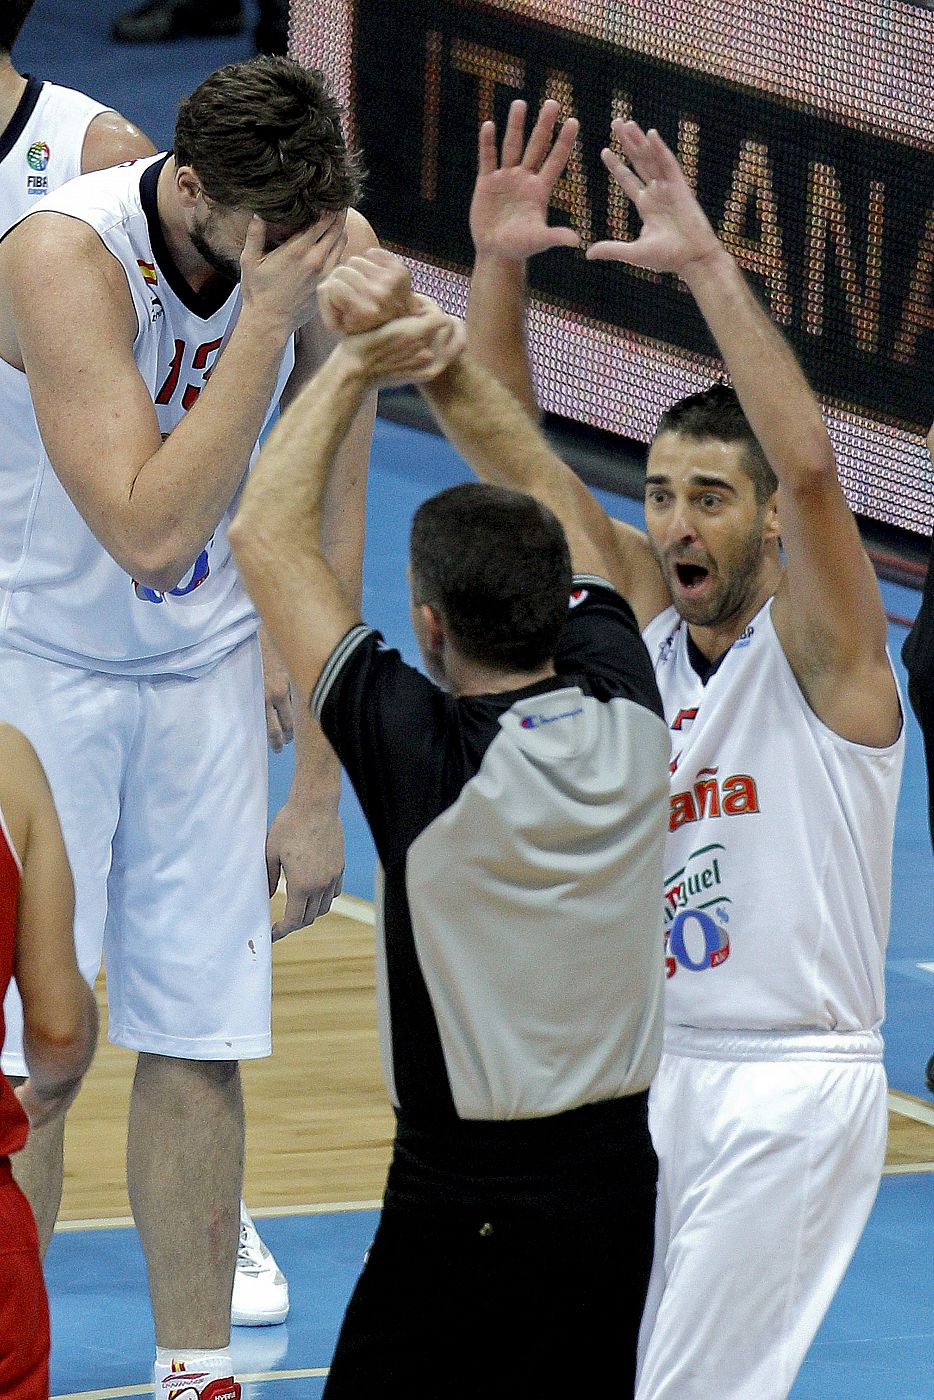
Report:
656,382,778,504
173,57,364,233
410,483,572,673
0,1,36,52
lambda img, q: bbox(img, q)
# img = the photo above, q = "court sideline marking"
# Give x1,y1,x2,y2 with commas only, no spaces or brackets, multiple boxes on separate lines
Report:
55,1199,381,1233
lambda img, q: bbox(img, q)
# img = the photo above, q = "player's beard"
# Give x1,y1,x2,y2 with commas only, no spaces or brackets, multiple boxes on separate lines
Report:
656,521,767,630
189,224,241,284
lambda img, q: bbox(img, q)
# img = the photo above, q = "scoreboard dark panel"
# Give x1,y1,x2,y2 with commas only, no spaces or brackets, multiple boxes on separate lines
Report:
293,0,934,535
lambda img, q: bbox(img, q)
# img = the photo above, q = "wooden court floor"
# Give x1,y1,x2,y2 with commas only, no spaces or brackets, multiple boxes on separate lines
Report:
57,894,934,1222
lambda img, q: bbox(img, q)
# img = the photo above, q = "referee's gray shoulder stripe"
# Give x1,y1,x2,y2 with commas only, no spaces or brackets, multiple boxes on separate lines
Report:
311,624,374,720
573,573,617,593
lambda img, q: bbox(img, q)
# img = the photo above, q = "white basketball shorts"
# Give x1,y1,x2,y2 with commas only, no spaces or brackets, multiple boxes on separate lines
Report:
0,638,272,1072
636,1029,888,1400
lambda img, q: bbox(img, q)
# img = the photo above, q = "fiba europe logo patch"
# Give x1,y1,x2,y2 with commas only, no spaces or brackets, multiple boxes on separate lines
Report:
27,141,50,171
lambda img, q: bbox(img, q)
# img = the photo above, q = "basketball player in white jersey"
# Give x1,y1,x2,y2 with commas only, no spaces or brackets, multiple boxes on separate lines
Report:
0,55,376,1396
0,3,293,1333
0,2,154,223
464,101,903,1398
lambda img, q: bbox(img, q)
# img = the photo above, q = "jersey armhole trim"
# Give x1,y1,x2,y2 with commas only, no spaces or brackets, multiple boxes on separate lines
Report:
0,804,23,876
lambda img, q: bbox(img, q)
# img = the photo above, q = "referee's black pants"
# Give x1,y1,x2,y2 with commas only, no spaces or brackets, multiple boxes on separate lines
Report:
323,1181,655,1398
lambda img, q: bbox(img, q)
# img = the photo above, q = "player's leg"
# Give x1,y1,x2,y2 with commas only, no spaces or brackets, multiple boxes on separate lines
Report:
0,1107,64,1257
635,1061,676,1381
636,1052,887,1400
127,1052,243,1348
108,637,273,1387
0,648,126,1253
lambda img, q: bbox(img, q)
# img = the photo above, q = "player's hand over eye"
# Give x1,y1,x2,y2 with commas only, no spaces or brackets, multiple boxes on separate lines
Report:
470,99,581,262
318,248,419,335
586,121,723,281
240,211,349,338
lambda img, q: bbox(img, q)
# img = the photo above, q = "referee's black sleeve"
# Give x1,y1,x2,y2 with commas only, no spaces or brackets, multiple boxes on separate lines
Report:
557,575,664,720
311,626,449,867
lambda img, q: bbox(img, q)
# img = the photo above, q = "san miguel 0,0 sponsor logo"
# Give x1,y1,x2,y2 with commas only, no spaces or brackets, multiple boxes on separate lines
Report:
664,842,732,979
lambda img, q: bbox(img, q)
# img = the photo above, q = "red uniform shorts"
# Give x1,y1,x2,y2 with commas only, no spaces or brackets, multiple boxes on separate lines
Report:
0,1158,49,1400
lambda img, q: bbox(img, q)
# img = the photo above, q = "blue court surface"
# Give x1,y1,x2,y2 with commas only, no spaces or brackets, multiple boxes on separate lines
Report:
46,1177,934,1399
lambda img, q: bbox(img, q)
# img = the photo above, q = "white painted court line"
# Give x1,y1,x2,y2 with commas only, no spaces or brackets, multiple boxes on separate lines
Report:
330,893,376,926
53,1369,330,1400
918,962,934,975
883,1161,934,1175
55,1200,381,1233
888,1090,934,1128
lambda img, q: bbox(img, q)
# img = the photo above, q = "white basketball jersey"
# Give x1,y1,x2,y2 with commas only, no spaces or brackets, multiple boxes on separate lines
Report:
0,76,108,233
0,153,294,674
642,599,904,1035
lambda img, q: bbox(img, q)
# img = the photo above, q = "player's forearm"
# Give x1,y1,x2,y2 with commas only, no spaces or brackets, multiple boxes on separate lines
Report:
422,351,604,534
466,254,539,420
288,693,342,809
229,348,368,647
119,312,297,592
284,391,373,807
22,981,97,1106
683,248,836,486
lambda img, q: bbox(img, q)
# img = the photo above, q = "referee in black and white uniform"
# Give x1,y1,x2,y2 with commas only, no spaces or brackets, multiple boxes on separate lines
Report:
229,250,671,1399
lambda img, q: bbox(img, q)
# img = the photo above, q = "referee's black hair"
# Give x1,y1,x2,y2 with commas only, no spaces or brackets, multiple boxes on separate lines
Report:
410,483,572,673
0,1,36,53
656,382,777,504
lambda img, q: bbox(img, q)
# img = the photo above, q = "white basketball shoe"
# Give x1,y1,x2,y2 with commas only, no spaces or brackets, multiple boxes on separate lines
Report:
231,1202,289,1326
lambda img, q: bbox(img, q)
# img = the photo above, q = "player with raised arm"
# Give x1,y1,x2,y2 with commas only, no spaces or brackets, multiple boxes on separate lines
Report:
467,102,904,1399
0,723,97,1397
0,55,376,1392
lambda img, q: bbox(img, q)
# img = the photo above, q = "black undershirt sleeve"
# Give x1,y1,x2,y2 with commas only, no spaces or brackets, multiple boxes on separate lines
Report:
313,628,451,868
556,576,664,720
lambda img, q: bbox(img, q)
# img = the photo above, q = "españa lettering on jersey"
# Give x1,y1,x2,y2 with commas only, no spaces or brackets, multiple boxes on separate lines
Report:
642,599,903,1032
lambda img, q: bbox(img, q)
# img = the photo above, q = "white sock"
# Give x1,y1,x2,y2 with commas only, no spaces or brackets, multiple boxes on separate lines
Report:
153,1350,237,1400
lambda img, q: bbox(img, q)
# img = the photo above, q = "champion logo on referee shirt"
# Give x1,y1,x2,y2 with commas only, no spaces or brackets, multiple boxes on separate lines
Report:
520,705,583,729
